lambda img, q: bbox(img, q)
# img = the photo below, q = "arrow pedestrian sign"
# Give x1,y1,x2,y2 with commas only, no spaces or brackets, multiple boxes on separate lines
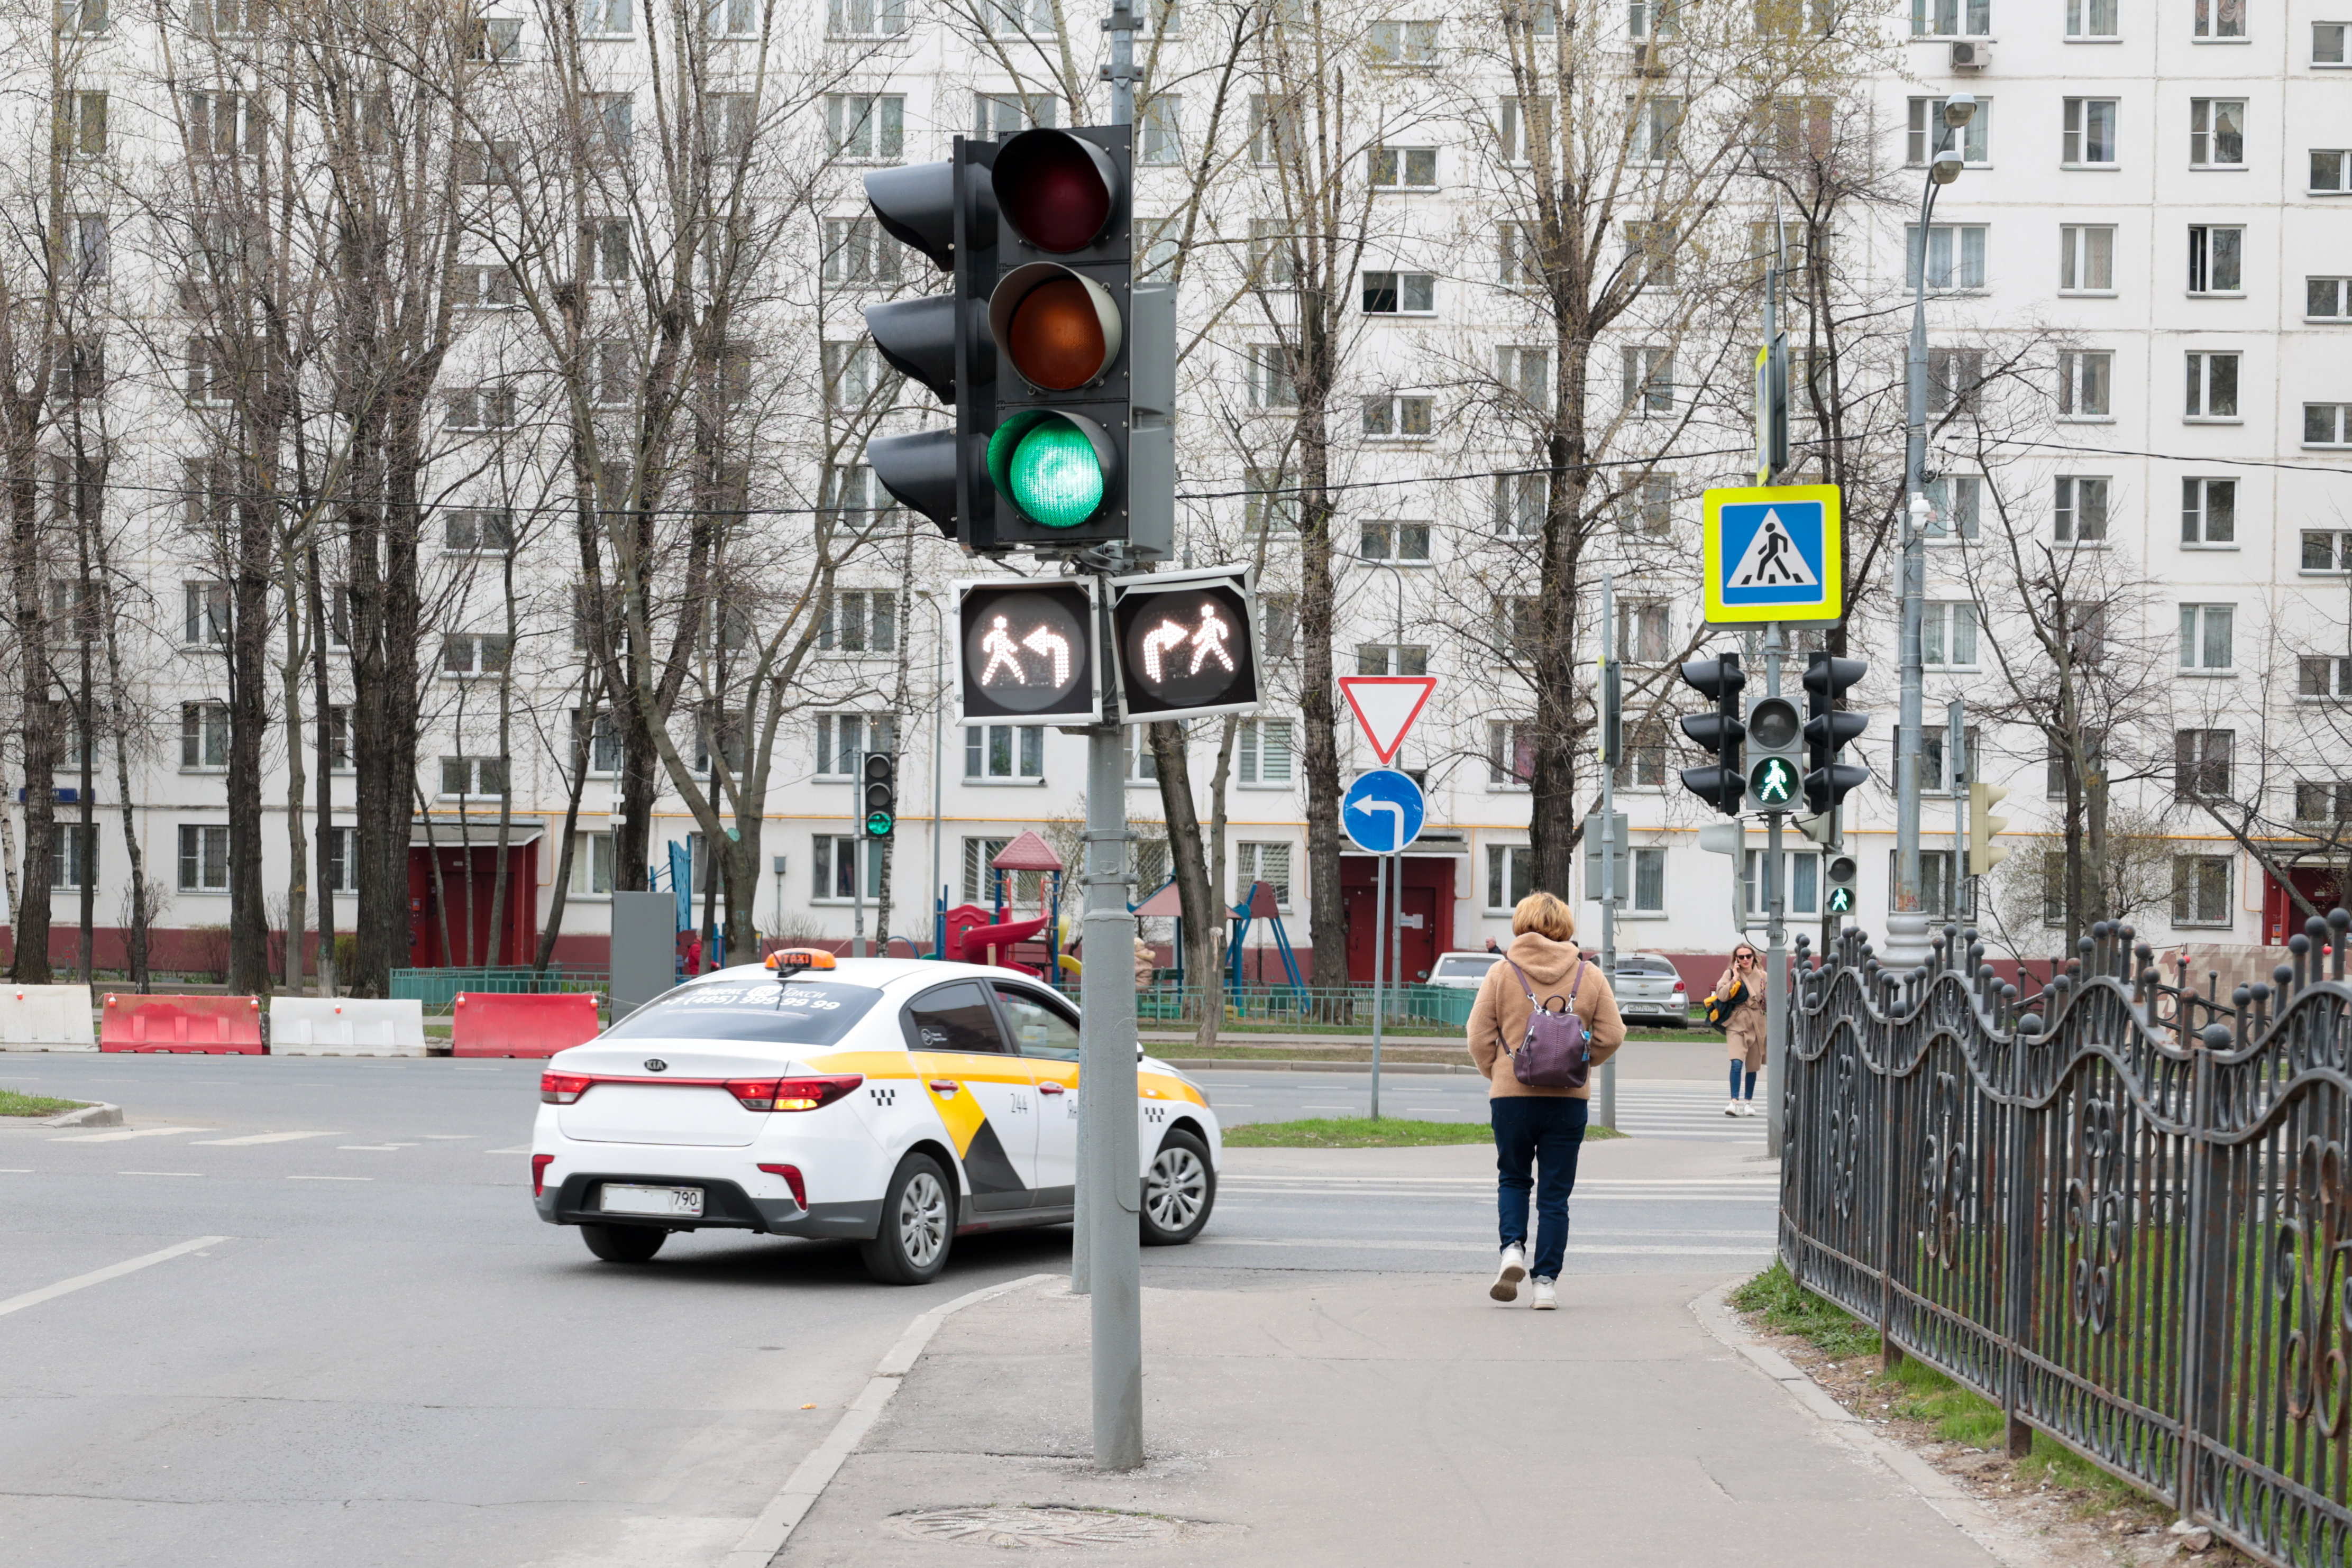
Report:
1749,755,1799,809
1703,484,1842,625
1342,770,1425,854
1338,676,1436,765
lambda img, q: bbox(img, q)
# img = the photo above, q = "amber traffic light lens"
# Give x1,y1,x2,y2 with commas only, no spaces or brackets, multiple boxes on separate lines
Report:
994,133,1113,252
1006,279,1108,391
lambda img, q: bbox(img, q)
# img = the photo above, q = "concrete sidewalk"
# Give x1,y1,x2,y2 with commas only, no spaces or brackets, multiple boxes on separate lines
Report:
780,1149,2004,1565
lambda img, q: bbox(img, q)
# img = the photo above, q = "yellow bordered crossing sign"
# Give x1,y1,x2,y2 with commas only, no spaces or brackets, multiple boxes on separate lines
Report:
1702,483,1842,625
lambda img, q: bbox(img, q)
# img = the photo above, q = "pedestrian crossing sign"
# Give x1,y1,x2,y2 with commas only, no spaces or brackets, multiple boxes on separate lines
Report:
1702,484,1842,625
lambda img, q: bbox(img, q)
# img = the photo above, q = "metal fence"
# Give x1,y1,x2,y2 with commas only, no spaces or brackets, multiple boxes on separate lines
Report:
389,966,609,1011
1781,911,2352,1566
1130,984,1478,1030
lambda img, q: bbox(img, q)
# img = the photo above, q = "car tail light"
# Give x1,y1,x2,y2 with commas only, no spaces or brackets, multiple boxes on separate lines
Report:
727,1074,863,1112
532,1154,555,1196
757,1162,808,1207
541,1071,592,1104
1672,980,1688,993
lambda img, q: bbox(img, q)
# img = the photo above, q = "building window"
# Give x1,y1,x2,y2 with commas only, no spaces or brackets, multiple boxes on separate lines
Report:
1497,96,1552,163
1743,850,1820,915
1250,344,1299,408
1926,347,1982,415
458,139,520,184
2184,351,2239,419
1124,727,1158,783
1140,94,1183,164
1140,217,1180,280
453,263,520,307
444,507,514,554
2059,224,2115,292
965,725,1044,780
2318,20,2348,60
2172,855,2231,927
1909,97,1990,163
2306,404,2352,446
2299,655,2352,696
445,387,518,430
182,582,230,645
1248,95,1293,164
1494,472,1545,536
978,0,1056,33
2189,98,2246,166
438,756,509,799
1500,346,1551,407
1630,847,1666,913
1361,270,1435,314
1356,643,1429,676
2181,478,2235,545
180,702,228,769
1621,346,1673,414
2293,782,2352,824
1238,718,1294,785
2179,603,2235,671
1615,601,1670,663
1363,395,1433,437
976,91,1056,140
818,588,895,653
2067,0,2117,37
66,214,107,286
1359,519,1431,562
60,91,107,159
1906,224,1987,291
2057,351,2111,418
441,633,512,677
1247,218,1297,287
563,830,616,896
1632,97,1681,164
51,822,96,891
825,94,903,160
1245,467,1298,532
822,217,904,289
1921,474,1980,539
2303,530,2352,572
1923,601,1978,668
324,705,352,770
2193,0,2244,38
2174,728,2232,799
578,0,630,33
2061,98,2118,164
1367,17,1440,61
2054,475,2109,543
1617,721,1668,788
177,824,230,892
187,91,265,158
1488,721,1534,787
1487,844,1534,910
564,708,620,776
2187,226,2244,294
2308,277,2352,319
816,713,893,778
1920,725,1980,794
317,825,358,892
1911,0,1988,32
1368,144,1438,188
1234,841,1292,906
812,835,883,901
1499,222,1542,285
1493,597,1538,658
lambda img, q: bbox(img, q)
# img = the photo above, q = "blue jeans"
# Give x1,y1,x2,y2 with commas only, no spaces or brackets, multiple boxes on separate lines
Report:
1491,1095,1589,1281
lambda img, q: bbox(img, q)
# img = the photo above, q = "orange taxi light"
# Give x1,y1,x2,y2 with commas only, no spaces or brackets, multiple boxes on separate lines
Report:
765,947,837,971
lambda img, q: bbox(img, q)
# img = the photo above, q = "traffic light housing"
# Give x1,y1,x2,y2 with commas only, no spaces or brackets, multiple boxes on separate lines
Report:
1801,652,1871,812
1677,653,1745,814
861,752,896,839
1743,695,1805,812
1110,564,1261,722
1969,781,2011,875
955,576,1101,725
1824,850,1859,916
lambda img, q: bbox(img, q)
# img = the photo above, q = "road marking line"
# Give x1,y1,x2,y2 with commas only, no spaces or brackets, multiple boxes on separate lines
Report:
118,1170,203,1177
287,1175,371,1181
484,1145,532,1154
0,1168,31,1173
191,1131,343,1147
0,1234,230,1319
418,1135,475,1140
1192,1237,1772,1255
51,1126,208,1144
336,1143,418,1151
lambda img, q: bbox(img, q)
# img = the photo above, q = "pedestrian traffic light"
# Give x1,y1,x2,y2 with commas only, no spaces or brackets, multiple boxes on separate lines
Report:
955,577,1101,724
1743,695,1804,813
1677,653,1745,815
861,752,896,839
861,150,1000,548
1110,565,1260,722
1801,652,1871,812
1824,851,1859,916
1969,781,2011,875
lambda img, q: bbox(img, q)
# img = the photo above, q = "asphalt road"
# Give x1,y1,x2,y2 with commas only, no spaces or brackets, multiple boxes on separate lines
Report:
0,1056,1775,1567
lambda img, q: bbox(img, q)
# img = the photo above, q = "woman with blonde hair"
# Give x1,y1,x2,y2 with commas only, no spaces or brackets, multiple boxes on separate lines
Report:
1465,890,1625,1309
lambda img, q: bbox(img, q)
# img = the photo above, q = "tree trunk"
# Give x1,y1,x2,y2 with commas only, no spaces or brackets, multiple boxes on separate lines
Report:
537,693,596,973
12,436,55,986
308,539,337,995
485,546,517,969
91,486,146,991
1149,719,1220,1045
281,537,308,997
227,479,273,997
73,505,93,984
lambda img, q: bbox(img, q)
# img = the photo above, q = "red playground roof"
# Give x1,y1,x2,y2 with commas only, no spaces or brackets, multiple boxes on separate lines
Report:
990,830,1065,872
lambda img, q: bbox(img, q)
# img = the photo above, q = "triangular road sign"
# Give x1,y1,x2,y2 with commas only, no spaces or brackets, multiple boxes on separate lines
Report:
1338,676,1438,764
1727,507,1819,589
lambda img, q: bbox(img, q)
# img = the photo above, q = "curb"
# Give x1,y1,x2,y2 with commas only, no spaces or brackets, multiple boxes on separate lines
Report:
0,1041,99,1053
1161,1058,1478,1075
37,1100,122,1127
1689,1280,2055,1568
721,1271,1060,1567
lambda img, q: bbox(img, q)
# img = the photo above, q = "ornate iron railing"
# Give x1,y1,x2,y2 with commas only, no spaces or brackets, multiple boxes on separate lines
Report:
1782,910,2352,1567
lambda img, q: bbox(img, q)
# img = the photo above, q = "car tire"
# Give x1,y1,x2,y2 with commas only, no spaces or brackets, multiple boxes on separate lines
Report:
1140,1129,1215,1246
580,1222,667,1263
862,1153,955,1285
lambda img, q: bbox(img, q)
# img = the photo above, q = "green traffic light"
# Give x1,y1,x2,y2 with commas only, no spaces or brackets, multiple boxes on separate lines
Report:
865,811,895,837
1749,756,1797,806
1009,423,1102,528
1827,887,1853,913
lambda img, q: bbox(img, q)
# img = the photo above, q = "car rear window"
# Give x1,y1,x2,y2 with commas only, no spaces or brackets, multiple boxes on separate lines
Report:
599,979,882,1046
1614,956,1678,975
1433,956,1498,978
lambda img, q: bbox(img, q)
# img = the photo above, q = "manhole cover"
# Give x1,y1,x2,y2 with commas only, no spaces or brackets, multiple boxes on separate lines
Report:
889,1505,1196,1549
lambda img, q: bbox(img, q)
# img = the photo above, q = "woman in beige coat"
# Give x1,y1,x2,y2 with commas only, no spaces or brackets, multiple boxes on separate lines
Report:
1716,942,1766,1117
1465,891,1625,1310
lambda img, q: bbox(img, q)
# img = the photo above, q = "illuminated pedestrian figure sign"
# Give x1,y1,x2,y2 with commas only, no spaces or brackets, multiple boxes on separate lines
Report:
1827,885,1854,914
1749,755,1798,807
1140,603,1236,683
1111,566,1262,723
980,615,1028,685
956,580,1100,724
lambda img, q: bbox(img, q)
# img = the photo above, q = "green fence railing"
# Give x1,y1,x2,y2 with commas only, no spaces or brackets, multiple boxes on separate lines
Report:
389,966,609,1011
1130,984,1475,1030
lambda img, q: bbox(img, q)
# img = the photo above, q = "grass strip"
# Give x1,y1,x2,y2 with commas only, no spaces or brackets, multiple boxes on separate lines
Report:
1224,1115,1628,1148
0,1088,88,1117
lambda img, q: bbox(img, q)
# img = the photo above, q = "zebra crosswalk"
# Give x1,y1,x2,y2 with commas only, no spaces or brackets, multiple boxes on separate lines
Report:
1609,1082,1770,1144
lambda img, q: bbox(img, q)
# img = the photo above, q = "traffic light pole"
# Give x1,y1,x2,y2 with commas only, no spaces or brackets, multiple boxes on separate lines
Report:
1596,574,1618,1134
1763,625,1787,1161
852,774,866,960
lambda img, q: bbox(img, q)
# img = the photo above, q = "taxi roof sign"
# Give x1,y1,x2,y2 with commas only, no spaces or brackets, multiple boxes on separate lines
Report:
1702,483,1842,625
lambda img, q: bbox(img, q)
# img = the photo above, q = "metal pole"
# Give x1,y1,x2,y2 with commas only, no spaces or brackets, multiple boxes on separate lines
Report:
1597,575,1616,1132
852,763,866,960
1950,697,1967,926
1765,624,1787,1160
928,595,945,958
1888,155,1950,968
1370,849,1387,1120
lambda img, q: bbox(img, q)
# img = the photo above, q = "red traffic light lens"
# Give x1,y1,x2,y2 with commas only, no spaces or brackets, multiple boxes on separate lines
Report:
1009,279,1106,389
992,130,1115,253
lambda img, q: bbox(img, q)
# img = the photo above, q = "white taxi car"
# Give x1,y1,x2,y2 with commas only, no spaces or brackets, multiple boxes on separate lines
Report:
529,951,1221,1283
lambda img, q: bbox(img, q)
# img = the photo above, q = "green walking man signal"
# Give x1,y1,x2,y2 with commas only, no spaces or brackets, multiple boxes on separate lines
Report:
1749,756,1798,806
1826,885,1854,914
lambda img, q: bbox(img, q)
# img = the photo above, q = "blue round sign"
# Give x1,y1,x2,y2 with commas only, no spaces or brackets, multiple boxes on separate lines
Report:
1342,771,1426,854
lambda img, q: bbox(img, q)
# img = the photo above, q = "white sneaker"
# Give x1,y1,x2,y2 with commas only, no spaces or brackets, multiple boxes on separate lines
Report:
1725,1099,1741,1117
1490,1244,1528,1302
1531,1279,1558,1310
1743,1101,1763,1118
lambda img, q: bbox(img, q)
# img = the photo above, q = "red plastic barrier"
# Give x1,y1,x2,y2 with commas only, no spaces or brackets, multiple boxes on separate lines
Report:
450,992,602,1059
99,993,266,1054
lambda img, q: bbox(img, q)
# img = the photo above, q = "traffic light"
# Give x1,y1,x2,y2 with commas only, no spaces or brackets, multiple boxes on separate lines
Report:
1110,565,1260,722
956,577,1100,725
1801,652,1871,812
1743,695,1804,813
1823,851,1859,916
861,752,896,839
861,150,999,547
1677,653,1745,814
1969,781,2011,875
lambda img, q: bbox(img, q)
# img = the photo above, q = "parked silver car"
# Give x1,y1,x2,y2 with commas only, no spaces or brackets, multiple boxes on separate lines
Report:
1425,951,1504,988
1610,951,1689,1026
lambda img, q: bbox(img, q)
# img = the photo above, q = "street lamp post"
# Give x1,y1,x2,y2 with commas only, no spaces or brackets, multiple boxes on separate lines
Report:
1886,97,1974,969
915,590,947,959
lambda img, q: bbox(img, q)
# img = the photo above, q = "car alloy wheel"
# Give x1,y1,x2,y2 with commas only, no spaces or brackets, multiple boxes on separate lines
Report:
1146,1144,1208,1233
898,1169,948,1268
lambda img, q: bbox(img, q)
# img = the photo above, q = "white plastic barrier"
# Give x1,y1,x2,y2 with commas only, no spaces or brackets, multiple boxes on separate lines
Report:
0,983,96,1049
269,997,427,1057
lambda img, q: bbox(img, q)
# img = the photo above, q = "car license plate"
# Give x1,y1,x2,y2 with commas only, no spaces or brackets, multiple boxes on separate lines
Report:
600,1184,704,1217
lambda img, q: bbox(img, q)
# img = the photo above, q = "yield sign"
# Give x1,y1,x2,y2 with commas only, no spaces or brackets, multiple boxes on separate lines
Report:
1337,676,1437,765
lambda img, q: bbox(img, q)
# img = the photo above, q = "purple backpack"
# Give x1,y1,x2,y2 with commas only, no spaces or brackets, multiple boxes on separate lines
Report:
1502,958,1590,1089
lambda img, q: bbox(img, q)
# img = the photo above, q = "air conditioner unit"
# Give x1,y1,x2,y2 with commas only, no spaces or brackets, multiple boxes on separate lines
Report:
1631,40,1668,75
1948,39,1990,68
